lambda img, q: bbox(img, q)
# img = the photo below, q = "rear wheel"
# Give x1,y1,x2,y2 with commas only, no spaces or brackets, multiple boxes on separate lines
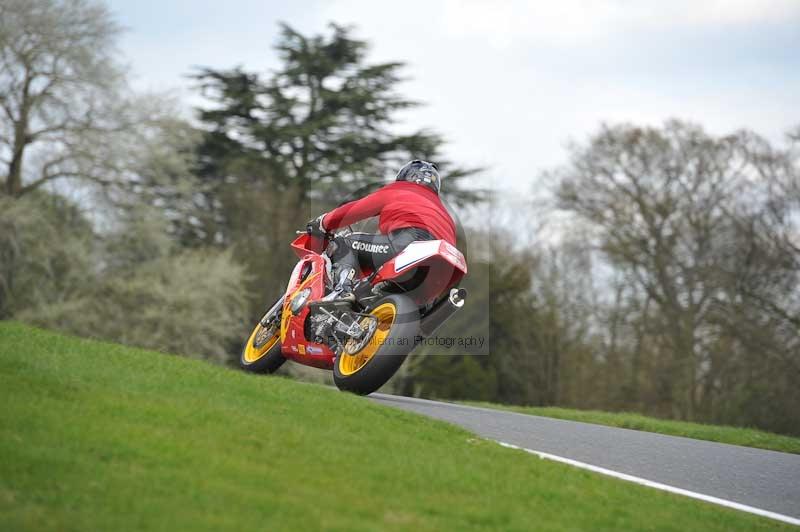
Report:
333,294,419,395
240,302,285,374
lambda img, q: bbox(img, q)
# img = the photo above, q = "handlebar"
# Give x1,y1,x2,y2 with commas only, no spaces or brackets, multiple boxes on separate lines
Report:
299,227,334,239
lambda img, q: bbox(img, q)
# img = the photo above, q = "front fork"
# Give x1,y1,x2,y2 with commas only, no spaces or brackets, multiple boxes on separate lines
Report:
259,296,284,327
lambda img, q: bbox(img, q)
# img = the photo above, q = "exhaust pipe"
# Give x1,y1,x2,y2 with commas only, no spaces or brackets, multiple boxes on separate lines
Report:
419,288,467,338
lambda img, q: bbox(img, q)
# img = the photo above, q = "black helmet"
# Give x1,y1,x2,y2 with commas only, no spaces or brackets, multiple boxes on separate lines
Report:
396,160,441,193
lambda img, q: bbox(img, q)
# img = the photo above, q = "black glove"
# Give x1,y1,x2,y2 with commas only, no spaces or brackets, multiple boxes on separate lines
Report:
305,215,327,237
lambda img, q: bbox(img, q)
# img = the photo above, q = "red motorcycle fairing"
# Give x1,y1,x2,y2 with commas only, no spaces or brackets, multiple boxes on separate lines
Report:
291,233,327,258
373,240,467,305
279,245,337,369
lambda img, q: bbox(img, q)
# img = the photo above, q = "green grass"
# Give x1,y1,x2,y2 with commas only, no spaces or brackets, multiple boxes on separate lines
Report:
0,322,793,531
464,402,800,455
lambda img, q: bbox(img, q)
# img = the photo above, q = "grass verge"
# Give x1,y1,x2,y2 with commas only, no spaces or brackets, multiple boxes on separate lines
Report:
0,322,793,531
464,402,800,455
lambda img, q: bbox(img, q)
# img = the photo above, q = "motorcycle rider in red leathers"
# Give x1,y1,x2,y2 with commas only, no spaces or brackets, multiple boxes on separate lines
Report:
306,160,456,302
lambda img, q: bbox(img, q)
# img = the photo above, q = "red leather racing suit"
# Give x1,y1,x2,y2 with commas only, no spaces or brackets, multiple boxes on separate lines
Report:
321,181,457,274
322,181,456,245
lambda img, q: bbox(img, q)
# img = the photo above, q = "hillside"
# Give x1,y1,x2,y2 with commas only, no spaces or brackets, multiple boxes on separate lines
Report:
0,322,790,531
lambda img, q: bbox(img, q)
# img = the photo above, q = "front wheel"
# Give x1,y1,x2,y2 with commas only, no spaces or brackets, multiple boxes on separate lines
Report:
333,294,419,395
240,301,286,374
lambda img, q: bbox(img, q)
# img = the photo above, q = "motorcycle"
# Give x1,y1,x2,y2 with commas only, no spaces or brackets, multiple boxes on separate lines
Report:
239,226,468,395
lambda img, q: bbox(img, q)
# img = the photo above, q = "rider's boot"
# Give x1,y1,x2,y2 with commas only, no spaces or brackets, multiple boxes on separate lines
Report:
322,265,356,303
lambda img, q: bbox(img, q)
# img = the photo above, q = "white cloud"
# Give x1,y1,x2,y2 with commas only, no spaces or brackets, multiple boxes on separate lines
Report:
440,0,800,48
319,0,800,194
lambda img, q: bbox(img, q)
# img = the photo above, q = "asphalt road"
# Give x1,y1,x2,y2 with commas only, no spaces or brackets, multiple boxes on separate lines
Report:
370,393,800,520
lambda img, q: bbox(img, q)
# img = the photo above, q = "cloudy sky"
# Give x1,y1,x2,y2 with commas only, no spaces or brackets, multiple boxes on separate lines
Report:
109,0,800,194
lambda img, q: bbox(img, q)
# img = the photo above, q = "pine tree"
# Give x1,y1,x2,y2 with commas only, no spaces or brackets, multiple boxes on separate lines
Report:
188,22,482,245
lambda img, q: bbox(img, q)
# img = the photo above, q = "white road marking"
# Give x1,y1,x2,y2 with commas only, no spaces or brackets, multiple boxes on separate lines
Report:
496,441,800,527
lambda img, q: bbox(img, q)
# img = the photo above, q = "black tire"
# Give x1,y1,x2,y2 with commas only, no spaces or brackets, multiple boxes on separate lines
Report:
333,294,419,395
240,307,286,374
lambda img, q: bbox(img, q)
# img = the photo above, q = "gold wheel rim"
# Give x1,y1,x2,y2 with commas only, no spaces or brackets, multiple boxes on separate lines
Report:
337,303,396,376
243,322,280,363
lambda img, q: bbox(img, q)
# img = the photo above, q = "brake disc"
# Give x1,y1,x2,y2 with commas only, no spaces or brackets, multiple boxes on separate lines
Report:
253,322,278,348
344,315,379,355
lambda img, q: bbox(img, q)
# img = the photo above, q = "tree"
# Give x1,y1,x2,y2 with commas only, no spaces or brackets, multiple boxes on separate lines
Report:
190,23,482,239
3,197,251,362
736,128,800,333
0,0,132,197
0,191,95,319
552,120,800,428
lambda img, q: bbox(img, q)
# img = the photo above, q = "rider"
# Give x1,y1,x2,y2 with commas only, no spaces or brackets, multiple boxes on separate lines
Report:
306,160,457,302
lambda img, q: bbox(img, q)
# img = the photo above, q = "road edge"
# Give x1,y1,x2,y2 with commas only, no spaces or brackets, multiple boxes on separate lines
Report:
496,441,800,527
